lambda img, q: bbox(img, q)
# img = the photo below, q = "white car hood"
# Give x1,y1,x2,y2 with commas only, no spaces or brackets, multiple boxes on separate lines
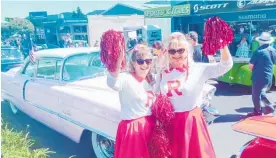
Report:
2,67,21,76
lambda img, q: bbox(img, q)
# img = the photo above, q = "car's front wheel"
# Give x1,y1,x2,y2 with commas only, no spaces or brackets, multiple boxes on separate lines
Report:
91,132,115,158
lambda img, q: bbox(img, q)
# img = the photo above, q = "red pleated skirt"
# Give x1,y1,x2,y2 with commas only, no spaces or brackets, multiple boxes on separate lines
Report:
114,115,155,158
168,107,216,158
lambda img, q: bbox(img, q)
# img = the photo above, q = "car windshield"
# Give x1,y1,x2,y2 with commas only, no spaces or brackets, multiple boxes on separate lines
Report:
62,52,107,81
1,48,22,59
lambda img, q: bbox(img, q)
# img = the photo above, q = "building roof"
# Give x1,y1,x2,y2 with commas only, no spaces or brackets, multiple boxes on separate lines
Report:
142,0,171,10
87,10,106,15
47,14,59,21
101,3,144,15
171,0,189,6
34,47,100,59
144,0,172,5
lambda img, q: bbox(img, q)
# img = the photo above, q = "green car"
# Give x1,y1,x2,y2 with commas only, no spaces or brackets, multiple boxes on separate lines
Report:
217,57,276,91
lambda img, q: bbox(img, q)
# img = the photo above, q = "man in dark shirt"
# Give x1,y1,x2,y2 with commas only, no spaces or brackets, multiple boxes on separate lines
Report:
247,32,276,117
186,31,208,63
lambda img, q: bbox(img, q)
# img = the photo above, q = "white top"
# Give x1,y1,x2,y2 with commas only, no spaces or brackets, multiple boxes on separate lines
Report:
33,47,99,59
107,72,154,120
155,58,233,112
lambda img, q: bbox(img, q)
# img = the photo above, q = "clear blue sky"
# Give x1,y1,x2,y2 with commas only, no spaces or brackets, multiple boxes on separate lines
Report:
1,0,148,19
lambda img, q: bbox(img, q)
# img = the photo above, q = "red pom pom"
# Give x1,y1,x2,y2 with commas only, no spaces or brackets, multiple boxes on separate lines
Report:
148,125,172,158
152,94,175,127
100,30,126,72
149,94,174,157
202,16,234,55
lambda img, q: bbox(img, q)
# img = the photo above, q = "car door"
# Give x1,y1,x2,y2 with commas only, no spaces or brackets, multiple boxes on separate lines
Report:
24,58,63,134
6,60,37,112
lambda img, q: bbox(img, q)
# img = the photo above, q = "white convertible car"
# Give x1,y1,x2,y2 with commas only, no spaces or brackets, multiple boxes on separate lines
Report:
1,47,218,158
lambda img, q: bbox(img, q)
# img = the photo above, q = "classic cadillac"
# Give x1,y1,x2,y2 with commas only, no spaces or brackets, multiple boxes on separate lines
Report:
233,115,276,158
1,47,218,158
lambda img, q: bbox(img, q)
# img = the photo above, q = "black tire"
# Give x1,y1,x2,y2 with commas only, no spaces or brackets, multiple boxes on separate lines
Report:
78,130,95,158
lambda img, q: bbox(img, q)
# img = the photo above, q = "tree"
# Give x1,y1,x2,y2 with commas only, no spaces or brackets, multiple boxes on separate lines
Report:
1,18,34,39
72,11,77,18
76,7,86,18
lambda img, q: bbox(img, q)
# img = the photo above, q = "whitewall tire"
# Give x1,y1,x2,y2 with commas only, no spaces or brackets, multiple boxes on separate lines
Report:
91,132,115,158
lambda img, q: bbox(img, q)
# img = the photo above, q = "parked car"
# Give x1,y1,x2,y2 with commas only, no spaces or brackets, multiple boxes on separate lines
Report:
35,43,60,51
1,47,218,158
72,40,88,47
215,56,276,92
1,46,24,72
232,115,276,158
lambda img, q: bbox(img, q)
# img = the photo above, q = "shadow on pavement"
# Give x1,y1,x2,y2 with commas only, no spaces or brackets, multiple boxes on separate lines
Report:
235,106,275,115
213,114,245,123
214,82,252,96
235,107,253,113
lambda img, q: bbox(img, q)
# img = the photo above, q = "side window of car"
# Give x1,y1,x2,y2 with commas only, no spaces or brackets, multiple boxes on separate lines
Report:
37,59,58,80
22,62,36,77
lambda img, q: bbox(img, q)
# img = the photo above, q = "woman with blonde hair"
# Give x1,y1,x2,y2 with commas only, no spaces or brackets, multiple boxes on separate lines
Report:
154,32,233,158
107,43,156,158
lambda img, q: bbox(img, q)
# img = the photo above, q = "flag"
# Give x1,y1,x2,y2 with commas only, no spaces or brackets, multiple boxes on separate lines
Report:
29,47,36,64
28,37,36,64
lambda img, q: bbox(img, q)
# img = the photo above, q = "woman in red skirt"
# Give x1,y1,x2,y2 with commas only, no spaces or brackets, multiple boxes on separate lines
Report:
107,44,156,158
154,32,233,158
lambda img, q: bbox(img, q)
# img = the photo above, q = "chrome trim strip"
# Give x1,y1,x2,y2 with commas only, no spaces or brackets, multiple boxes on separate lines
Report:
26,101,116,141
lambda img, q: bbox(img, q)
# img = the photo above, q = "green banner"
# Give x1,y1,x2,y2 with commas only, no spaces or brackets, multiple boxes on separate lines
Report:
144,4,191,18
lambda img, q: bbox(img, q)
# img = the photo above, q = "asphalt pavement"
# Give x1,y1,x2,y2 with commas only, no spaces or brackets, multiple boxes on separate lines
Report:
1,81,276,158
209,81,276,158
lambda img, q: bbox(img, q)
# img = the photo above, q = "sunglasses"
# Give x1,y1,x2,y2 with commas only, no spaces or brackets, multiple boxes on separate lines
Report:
168,48,186,55
136,59,152,65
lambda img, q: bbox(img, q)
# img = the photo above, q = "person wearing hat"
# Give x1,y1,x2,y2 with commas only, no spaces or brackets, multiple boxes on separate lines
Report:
248,32,276,117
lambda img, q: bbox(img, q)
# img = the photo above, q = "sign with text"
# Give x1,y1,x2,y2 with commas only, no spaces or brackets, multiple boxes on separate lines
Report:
147,29,162,45
192,0,276,15
193,2,232,14
144,4,191,18
236,0,276,10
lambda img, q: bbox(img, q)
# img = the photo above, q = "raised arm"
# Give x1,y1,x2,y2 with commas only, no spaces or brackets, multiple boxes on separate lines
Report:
106,44,127,91
203,46,233,80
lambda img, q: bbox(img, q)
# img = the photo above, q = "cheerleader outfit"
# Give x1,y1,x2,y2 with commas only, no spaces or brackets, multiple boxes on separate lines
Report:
155,58,233,158
107,72,155,158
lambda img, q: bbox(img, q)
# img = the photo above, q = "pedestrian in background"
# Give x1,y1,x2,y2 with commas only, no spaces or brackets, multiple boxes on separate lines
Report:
248,32,276,117
236,36,250,58
20,34,30,59
186,31,209,63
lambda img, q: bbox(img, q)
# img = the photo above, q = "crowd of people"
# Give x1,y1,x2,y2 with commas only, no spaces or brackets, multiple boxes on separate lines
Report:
105,30,275,158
